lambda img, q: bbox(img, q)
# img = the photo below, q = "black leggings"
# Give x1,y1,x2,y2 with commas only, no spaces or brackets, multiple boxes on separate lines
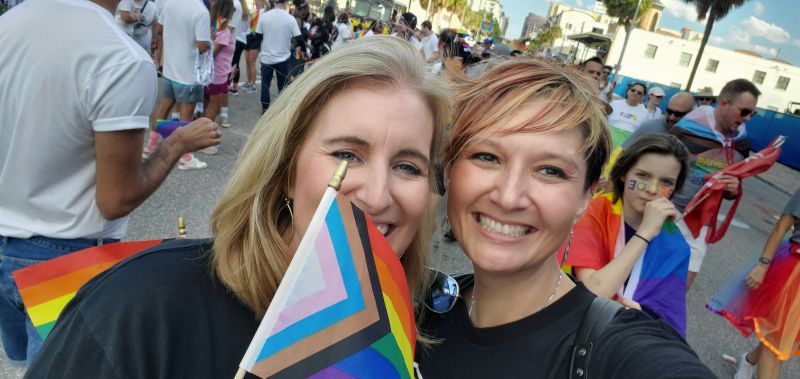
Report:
230,40,246,84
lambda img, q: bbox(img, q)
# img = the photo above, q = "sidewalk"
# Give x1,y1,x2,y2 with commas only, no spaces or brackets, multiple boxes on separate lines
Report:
755,160,800,196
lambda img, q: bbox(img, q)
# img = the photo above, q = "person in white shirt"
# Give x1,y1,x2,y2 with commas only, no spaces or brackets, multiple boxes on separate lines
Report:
331,12,353,50
645,86,665,121
608,82,650,134
227,0,249,97
392,12,422,51
115,0,158,53
253,0,300,112
0,0,218,364
144,0,213,169
419,21,439,63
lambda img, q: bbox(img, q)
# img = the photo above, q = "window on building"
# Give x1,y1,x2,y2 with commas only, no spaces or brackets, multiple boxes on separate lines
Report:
679,52,692,67
752,70,766,84
776,76,790,90
566,23,572,31
670,82,682,88
644,44,658,59
592,27,603,34
705,59,719,73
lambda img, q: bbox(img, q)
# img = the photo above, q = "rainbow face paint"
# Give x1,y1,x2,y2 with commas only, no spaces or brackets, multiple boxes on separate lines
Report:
627,179,674,197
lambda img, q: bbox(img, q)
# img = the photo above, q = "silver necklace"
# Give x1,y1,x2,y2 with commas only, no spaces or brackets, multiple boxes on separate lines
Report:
469,271,564,319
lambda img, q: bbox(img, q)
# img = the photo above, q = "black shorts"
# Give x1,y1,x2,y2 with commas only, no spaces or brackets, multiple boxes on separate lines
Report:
245,34,260,50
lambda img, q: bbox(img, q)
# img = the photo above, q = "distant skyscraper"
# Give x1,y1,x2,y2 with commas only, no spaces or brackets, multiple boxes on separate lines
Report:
521,12,547,39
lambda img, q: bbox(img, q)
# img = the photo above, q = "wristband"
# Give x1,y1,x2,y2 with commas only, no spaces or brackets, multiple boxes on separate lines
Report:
633,233,650,244
758,256,771,265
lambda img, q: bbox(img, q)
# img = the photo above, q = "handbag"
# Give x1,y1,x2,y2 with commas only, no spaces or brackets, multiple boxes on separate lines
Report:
131,0,150,36
194,43,215,86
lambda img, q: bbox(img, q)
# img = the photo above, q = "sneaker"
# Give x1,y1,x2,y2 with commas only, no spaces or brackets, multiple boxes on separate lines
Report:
220,115,230,128
142,132,160,158
229,88,238,96
193,111,203,120
199,145,219,155
178,156,208,170
244,83,258,93
734,352,755,379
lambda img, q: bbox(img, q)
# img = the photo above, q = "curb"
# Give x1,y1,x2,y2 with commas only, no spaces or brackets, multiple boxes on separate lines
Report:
754,174,792,196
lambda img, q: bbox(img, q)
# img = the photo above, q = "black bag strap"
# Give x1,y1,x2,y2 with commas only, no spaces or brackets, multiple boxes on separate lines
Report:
569,297,623,379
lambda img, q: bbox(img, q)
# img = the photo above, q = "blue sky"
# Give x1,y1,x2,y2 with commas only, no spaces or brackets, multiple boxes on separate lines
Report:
501,0,800,65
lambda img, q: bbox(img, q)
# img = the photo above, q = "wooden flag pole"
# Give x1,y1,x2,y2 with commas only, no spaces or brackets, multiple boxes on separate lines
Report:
234,368,246,379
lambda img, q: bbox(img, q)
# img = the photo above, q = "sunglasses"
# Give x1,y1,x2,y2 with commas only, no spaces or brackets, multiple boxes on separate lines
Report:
652,95,663,99
424,269,461,313
629,89,644,95
666,108,688,117
738,107,755,117
696,96,713,102
603,71,611,75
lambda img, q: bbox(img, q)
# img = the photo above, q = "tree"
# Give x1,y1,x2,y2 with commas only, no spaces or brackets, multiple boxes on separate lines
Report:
604,0,652,73
683,1,748,91
534,25,562,50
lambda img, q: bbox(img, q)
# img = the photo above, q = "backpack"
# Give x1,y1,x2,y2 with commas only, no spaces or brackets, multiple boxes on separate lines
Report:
569,297,623,378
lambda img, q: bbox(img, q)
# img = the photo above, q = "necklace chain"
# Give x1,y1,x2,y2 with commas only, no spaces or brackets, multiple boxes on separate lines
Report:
469,271,564,320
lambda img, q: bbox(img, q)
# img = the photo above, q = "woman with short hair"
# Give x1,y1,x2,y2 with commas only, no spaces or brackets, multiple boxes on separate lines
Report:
415,59,713,378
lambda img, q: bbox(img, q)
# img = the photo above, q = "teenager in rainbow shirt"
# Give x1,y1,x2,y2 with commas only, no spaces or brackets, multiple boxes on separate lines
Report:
563,134,691,335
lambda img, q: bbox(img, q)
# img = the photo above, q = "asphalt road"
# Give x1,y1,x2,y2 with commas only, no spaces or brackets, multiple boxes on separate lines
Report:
2,76,799,378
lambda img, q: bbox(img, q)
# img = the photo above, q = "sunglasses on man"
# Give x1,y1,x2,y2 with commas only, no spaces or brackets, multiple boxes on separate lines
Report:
666,108,688,118
738,107,755,117
696,96,713,102
628,88,644,96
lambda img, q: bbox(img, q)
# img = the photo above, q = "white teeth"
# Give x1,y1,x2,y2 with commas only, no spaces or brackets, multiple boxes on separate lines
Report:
478,214,530,237
375,224,389,236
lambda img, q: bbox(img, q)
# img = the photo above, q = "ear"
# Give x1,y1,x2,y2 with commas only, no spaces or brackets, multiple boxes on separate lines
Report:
575,183,595,222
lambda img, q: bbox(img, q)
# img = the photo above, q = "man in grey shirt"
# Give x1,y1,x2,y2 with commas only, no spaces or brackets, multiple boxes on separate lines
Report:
622,91,694,148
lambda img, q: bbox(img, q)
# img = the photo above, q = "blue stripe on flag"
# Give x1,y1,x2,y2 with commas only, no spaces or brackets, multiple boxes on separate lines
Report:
332,346,400,379
256,201,366,361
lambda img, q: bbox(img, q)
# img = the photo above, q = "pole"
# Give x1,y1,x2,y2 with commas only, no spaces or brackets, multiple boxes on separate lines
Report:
612,0,642,78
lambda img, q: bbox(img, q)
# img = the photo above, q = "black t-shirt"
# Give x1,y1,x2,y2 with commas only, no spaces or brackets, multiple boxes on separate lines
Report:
26,239,262,379
415,276,714,378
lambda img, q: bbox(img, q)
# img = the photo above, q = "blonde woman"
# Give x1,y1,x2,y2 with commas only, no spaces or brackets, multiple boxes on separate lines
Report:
27,36,449,378
415,59,713,378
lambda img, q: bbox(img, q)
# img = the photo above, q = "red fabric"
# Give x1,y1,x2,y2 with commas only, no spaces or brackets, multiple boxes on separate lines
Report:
683,137,784,243
560,195,616,269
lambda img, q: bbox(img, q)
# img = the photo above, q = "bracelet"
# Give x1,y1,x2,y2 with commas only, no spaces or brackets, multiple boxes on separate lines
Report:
633,233,650,244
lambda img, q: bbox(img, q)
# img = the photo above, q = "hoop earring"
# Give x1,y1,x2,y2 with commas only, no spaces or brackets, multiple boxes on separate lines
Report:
561,227,574,264
278,197,294,235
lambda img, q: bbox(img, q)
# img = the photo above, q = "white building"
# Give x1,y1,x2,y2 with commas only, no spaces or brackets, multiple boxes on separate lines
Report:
592,0,607,15
606,28,800,112
547,2,616,59
469,0,504,29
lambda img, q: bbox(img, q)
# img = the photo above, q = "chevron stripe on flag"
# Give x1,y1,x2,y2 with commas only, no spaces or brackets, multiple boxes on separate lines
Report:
238,188,415,378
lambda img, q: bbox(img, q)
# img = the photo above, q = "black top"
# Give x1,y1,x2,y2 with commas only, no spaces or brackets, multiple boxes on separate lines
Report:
415,276,714,378
26,239,261,379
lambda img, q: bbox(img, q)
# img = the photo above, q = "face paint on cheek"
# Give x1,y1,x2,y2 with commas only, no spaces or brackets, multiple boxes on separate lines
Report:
659,186,674,198
628,180,636,190
636,181,646,192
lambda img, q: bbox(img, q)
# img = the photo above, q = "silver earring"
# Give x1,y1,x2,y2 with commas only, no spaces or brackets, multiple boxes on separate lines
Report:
561,227,574,264
278,197,294,234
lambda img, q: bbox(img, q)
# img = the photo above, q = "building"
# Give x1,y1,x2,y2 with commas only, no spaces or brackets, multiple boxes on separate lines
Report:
547,2,616,60
605,28,800,112
521,12,547,39
469,0,504,28
637,0,664,32
592,0,607,15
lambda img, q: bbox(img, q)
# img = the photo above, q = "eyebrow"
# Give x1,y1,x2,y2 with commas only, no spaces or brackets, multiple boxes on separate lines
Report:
478,139,581,171
324,136,430,164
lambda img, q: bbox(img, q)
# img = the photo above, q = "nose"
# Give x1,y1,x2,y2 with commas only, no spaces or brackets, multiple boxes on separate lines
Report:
349,163,393,216
645,180,658,195
488,165,532,211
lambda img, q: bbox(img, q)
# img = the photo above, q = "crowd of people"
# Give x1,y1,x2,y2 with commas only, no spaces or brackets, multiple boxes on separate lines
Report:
0,0,798,378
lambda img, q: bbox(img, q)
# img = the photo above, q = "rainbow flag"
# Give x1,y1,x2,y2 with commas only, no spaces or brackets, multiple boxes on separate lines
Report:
214,16,223,31
12,240,162,340
249,10,259,34
155,119,188,138
237,189,415,378
511,40,526,51
562,193,690,335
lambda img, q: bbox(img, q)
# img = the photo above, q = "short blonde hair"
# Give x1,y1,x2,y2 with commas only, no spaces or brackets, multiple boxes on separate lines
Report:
210,36,449,317
444,58,611,188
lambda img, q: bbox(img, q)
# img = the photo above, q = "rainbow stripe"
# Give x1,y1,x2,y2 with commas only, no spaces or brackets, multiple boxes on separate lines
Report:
214,16,223,31
564,193,690,335
249,10,259,34
155,119,188,138
13,240,162,339
239,192,415,378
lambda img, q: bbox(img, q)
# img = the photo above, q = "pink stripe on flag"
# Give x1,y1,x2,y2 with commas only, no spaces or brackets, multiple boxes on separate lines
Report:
271,223,348,334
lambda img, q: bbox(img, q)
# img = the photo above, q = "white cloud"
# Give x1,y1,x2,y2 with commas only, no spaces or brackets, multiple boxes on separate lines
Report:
721,27,779,58
742,16,791,44
709,35,726,47
575,0,584,7
794,39,800,48
660,0,702,23
754,2,765,15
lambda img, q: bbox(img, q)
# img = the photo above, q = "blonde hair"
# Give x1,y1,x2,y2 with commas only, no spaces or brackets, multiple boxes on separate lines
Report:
444,58,611,188
210,36,450,318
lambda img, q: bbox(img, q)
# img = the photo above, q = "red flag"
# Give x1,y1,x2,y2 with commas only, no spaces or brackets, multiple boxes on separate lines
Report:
682,136,785,243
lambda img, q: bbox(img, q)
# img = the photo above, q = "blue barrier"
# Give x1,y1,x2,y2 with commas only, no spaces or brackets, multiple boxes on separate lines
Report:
609,77,800,170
